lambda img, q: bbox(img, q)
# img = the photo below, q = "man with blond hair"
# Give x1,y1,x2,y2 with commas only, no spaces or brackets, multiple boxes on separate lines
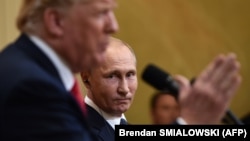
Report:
0,0,118,140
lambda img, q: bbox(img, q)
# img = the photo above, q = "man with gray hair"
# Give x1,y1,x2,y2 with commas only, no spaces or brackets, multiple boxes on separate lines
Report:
80,37,137,141
0,0,118,140
80,36,242,141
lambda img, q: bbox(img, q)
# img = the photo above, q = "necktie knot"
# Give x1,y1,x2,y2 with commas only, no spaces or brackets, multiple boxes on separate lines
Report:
71,78,86,115
120,118,127,125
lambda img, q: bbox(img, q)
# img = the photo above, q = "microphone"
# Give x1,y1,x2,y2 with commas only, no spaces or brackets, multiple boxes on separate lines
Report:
141,63,244,125
141,63,179,96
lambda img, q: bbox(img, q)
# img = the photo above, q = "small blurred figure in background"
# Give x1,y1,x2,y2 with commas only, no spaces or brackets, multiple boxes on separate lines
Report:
150,91,180,124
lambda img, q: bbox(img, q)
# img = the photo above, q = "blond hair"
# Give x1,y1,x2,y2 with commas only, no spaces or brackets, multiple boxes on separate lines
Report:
16,0,85,34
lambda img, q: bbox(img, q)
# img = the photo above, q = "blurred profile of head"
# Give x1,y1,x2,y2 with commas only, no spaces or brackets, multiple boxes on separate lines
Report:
17,0,119,73
150,91,180,124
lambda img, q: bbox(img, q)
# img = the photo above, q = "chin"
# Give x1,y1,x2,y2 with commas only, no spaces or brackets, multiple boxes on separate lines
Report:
119,107,129,113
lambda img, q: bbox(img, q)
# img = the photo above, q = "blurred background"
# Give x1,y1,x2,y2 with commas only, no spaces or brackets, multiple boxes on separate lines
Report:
1,0,250,124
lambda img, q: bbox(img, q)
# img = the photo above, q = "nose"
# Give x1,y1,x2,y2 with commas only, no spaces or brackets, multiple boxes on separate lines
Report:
105,12,119,34
117,78,129,96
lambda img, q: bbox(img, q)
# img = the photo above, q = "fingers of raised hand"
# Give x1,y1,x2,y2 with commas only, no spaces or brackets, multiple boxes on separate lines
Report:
198,53,241,95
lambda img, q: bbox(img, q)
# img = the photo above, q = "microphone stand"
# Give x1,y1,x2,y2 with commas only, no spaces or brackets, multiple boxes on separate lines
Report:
225,110,244,125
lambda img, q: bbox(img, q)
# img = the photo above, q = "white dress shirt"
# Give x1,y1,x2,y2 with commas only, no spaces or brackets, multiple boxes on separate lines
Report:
177,117,187,125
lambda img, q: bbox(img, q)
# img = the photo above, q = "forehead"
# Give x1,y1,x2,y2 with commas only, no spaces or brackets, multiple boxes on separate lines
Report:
81,0,117,8
108,45,135,65
93,44,136,73
157,95,177,104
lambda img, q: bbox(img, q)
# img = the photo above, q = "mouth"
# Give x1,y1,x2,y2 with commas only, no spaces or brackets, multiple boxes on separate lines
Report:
115,98,130,104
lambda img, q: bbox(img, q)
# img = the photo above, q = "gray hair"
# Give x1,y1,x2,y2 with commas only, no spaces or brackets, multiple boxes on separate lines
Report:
109,37,137,63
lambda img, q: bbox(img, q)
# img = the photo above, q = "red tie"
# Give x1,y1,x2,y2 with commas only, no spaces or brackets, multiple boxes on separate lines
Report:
71,78,86,115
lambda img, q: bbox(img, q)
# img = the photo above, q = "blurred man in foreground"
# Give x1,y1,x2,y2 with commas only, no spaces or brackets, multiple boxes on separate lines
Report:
0,0,118,141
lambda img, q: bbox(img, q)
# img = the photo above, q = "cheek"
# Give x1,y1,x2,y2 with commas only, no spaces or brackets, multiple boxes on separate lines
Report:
75,19,98,48
85,20,103,42
155,110,164,117
104,84,118,97
81,29,103,59
96,81,117,97
129,81,138,93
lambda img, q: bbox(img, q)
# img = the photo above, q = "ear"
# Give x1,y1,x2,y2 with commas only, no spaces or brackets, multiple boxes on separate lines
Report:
43,8,64,36
80,72,91,89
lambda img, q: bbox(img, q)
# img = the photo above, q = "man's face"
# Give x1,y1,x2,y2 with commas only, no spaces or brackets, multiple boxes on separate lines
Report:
152,94,180,124
86,44,137,116
60,0,119,72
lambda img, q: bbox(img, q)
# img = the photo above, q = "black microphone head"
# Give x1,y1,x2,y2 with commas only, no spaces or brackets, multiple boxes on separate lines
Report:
141,64,179,96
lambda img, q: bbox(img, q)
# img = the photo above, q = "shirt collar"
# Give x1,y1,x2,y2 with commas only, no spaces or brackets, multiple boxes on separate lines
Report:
28,34,74,91
84,96,126,129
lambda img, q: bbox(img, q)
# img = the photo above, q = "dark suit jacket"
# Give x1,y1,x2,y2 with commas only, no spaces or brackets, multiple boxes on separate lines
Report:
0,34,95,141
86,104,115,141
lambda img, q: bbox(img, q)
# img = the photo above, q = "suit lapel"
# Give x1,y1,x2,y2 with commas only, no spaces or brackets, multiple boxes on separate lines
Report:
86,105,115,141
14,34,61,82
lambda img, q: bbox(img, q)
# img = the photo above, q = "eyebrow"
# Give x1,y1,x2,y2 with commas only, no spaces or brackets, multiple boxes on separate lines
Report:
104,68,136,75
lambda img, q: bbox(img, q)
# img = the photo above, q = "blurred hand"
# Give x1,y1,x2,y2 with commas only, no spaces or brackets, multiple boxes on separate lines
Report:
175,53,241,124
